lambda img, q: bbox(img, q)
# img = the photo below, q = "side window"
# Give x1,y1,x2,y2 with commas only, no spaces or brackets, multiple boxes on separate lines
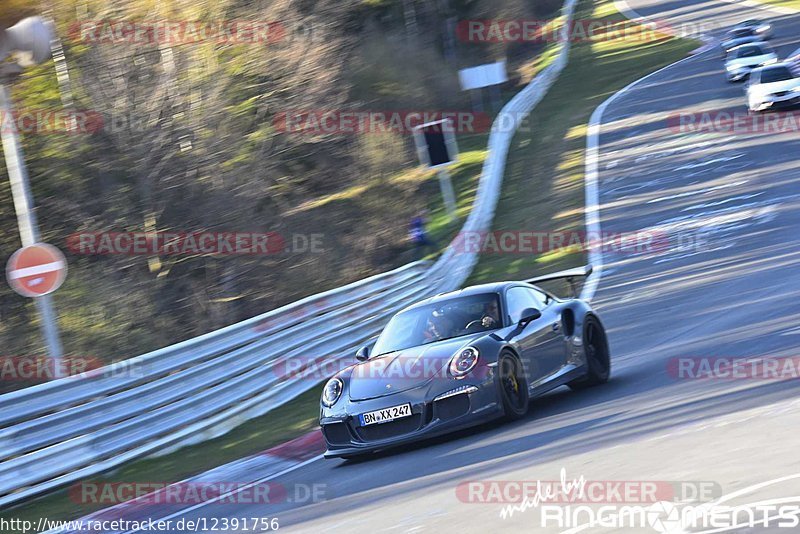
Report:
750,70,760,84
528,287,549,307
505,287,546,323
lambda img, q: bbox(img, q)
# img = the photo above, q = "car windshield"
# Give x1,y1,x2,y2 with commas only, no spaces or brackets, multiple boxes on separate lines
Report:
725,28,757,41
728,28,755,39
736,45,768,58
371,293,502,355
760,66,794,83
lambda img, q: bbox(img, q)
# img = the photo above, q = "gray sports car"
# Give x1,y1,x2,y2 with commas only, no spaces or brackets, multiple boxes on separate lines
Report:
319,265,611,459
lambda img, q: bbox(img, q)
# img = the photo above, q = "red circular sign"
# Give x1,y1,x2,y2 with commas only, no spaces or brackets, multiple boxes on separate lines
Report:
6,243,68,297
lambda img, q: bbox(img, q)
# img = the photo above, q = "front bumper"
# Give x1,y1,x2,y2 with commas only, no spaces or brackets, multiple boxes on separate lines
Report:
320,371,500,458
727,67,755,81
727,60,778,82
752,94,800,111
727,70,749,82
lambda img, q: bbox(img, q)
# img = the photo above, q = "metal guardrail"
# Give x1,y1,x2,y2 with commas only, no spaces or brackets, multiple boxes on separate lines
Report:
3,0,578,510
426,0,578,291
0,260,434,507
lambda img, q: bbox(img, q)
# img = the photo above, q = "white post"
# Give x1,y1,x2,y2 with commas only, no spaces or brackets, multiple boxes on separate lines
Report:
0,83,64,377
437,167,457,222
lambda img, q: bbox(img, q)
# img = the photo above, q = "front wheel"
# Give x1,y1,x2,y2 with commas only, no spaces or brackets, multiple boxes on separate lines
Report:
568,316,611,390
498,352,530,420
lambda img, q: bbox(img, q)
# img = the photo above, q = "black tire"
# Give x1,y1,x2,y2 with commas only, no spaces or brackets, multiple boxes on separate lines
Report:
568,315,611,391
497,352,529,420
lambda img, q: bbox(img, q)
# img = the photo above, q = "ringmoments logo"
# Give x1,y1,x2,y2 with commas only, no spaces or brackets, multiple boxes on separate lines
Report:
461,468,800,533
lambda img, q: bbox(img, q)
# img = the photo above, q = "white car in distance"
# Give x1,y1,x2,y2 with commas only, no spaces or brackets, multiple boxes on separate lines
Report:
726,43,777,82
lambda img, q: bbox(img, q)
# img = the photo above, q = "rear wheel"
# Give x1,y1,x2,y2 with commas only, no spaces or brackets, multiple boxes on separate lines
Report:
569,316,611,390
498,352,529,420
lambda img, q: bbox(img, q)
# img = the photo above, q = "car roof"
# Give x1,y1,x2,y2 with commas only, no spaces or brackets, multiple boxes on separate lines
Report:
752,62,793,74
399,281,520,312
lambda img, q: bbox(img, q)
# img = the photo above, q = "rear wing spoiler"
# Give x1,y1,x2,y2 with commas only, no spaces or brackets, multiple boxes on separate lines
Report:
524,264,593,298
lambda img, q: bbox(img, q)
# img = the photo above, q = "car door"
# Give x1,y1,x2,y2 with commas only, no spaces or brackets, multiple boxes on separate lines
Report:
526,286,569,380
504,286,565,386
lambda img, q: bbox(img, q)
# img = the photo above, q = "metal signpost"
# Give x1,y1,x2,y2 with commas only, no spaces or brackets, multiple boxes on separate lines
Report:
412,118,459,222
458,60,508,112
1,17,65,377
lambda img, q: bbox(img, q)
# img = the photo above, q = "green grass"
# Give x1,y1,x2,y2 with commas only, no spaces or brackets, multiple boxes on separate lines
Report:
755,0,800,10
468,0,699,286
0,1,699,529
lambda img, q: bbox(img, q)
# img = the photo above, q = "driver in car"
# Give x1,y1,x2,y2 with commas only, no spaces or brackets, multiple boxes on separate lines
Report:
424,310,454,342
463,300,501,332
480,300,500,328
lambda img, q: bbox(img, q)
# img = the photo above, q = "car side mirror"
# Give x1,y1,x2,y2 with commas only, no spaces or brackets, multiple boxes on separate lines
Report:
356,345,370,361
518,307,542,327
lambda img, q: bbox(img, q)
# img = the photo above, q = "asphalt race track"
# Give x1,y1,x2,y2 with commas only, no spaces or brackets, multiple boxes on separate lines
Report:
90,1,800,532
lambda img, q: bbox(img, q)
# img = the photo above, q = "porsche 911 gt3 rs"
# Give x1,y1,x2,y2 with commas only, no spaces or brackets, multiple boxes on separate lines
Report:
319,265,611,459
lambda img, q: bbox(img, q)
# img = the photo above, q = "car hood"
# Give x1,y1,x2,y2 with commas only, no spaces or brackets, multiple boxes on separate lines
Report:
347,333,487,401
723,37,759,49
727,53,776,68
750,78,800,95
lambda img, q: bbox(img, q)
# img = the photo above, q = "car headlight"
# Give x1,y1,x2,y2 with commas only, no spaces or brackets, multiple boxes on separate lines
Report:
449,347,479,377
321,377,343,407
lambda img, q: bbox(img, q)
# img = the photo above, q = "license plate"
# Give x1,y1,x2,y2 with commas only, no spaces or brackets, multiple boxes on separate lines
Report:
359,403,412,426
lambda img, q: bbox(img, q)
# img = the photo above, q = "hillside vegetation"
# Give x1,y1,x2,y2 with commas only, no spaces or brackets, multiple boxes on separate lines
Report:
0,0,562,378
